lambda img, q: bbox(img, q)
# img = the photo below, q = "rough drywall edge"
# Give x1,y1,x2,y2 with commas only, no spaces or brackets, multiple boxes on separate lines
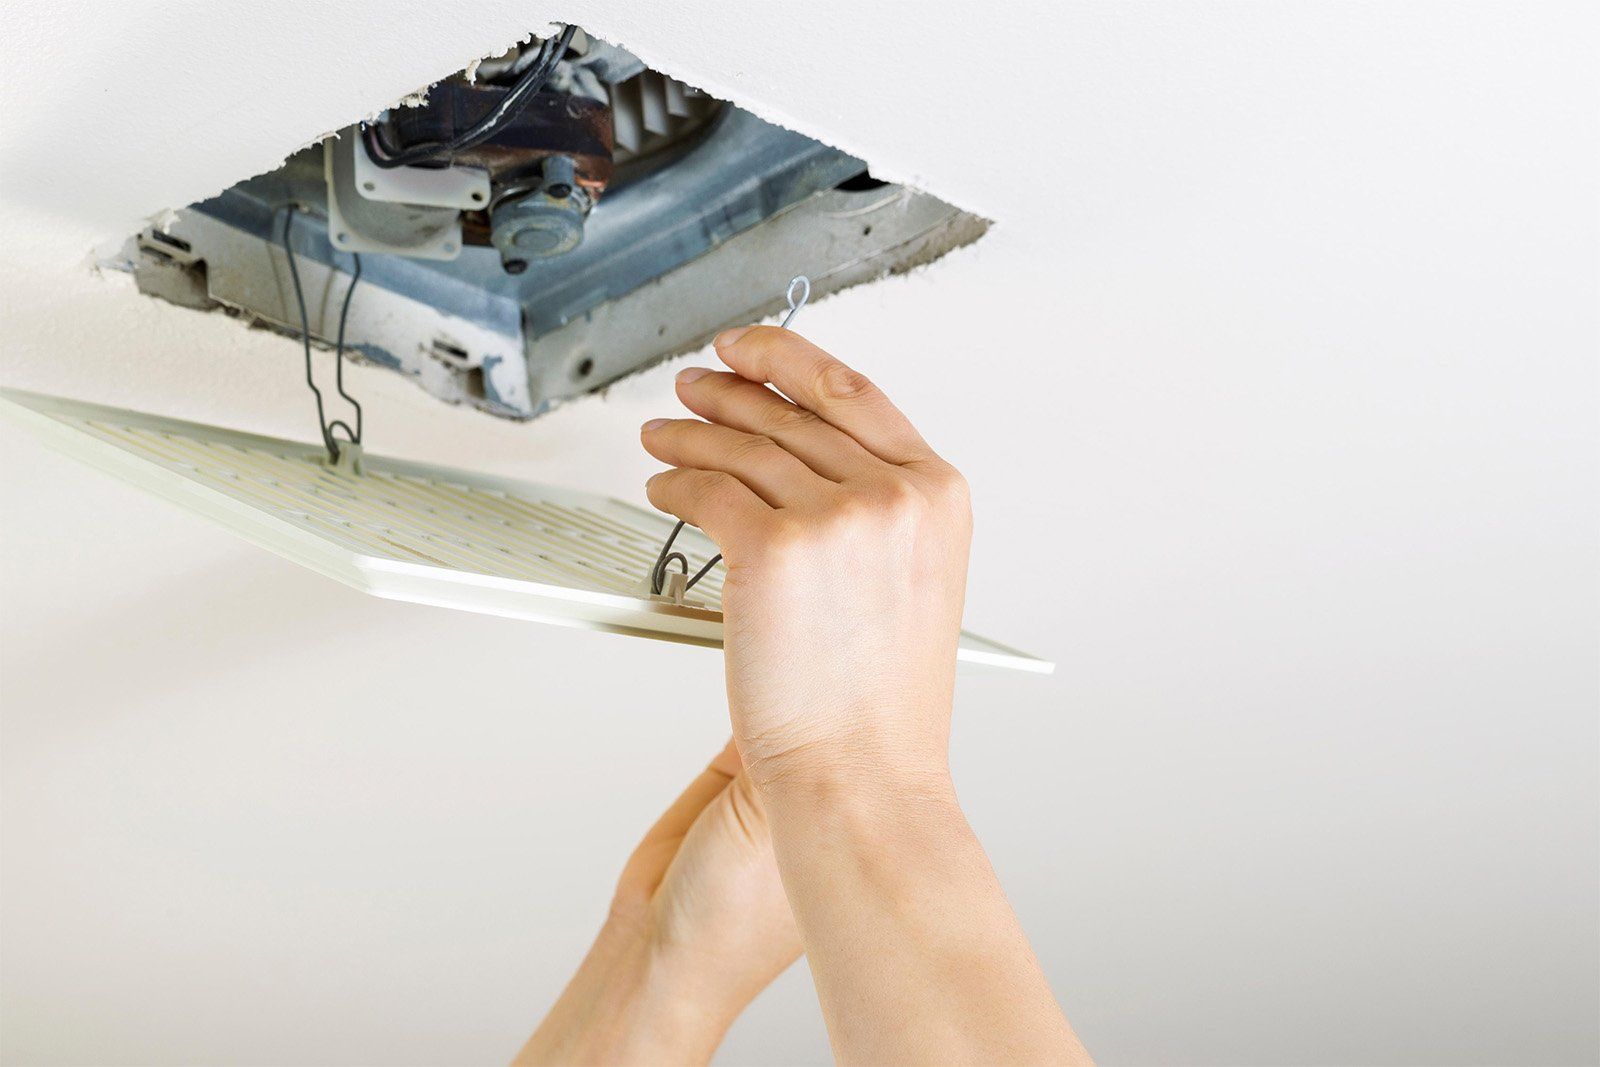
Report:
543,19,997,226
97,15,993,262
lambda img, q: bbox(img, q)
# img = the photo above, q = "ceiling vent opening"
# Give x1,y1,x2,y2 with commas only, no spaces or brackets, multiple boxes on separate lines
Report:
106,24,990,421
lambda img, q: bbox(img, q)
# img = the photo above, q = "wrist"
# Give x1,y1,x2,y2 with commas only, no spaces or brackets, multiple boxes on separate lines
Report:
515,919,735,1065
740,722,955,814
753,749,962,855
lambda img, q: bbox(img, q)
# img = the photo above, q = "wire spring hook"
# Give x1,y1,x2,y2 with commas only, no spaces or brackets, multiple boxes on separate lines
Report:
649,275,812,598
780,275,809,329
280,204,364,466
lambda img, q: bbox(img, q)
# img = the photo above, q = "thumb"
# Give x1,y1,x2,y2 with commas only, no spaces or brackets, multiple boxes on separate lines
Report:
616,739,741,898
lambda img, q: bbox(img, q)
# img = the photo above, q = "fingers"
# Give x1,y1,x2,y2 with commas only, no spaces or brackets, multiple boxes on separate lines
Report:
673,369,875,482
637,750,736,850
640,740,741,848
618,740,742,900
713,326,935,467
641,418,833,507
645,466,770,549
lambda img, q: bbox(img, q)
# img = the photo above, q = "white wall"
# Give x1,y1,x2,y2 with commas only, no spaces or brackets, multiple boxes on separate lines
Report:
2,2,1596,1063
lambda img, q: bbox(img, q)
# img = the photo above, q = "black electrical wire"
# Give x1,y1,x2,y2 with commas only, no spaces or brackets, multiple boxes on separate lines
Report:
685,552,722,592
650,520,721,596
363,25,576,170
280,205,363,460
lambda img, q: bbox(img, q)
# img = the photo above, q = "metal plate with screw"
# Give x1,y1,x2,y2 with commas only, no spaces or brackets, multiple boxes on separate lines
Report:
351,136,491,210
324,137,464,260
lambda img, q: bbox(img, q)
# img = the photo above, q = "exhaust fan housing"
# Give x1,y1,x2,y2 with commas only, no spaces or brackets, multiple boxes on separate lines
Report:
113,26,988,420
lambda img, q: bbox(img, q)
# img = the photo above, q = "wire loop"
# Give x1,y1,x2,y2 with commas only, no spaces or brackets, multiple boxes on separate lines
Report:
781,275,810,329
650,522,698,595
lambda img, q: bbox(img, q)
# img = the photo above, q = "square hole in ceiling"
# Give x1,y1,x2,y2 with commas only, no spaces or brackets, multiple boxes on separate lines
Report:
111,24,989,422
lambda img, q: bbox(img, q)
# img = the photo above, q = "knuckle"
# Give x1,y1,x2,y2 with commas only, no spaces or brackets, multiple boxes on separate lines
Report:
831,488,890,528
930,463,971,509
760,514,815,561
728,432,777,463
878,479,928,521
815,361,876,403
763,403,819,435
830,477,947,532
698,470,746,507
691,468,729,494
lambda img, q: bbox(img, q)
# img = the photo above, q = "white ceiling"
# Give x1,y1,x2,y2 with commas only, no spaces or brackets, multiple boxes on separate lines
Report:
2,3,1596,1064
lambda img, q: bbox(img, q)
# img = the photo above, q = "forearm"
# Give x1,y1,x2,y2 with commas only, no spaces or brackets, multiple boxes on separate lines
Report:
760,761,1089,1065
514,920,734,1066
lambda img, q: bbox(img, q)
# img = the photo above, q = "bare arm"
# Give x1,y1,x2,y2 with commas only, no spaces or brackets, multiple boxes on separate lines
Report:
641,326,1091,1064
763,768,1085,1063
514,742,800,1064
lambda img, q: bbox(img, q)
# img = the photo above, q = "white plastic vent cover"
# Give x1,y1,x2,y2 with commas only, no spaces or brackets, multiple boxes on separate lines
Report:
1,390,1051,673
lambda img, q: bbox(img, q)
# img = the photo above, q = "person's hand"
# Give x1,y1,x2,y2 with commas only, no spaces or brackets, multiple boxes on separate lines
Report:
515,741,800,1065
639,331,1087,1064
642,331,1087,1064
641,326,972,793
608,738,801,989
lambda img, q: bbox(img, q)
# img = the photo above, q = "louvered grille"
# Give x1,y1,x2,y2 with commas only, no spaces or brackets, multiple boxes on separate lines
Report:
68,415,725,605
2,390,1049,672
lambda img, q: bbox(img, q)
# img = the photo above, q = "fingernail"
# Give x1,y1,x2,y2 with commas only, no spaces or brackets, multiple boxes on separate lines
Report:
641,418,668,433
713,326,754,348
676,366,710,384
